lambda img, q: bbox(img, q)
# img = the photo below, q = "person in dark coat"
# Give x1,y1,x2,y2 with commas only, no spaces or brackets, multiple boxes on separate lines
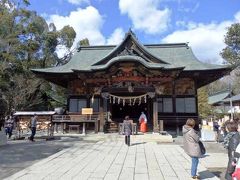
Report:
4,116,14,139
122,116,132,146
29,114,38,142
224,121,240,180
182,118,202,179
232,123,240,179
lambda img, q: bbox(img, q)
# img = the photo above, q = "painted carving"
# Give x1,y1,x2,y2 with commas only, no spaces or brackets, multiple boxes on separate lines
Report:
155,85,165,95
93,87,102,95
155,82,172,95
175,78,195,95
69,80,86,94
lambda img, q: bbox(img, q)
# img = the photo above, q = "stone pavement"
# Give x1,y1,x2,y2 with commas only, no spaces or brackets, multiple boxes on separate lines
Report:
4,136,221,180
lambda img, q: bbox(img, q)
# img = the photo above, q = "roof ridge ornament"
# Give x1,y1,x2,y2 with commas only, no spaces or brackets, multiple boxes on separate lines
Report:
126,28,137,39
118,46,136,56
92,30,169,65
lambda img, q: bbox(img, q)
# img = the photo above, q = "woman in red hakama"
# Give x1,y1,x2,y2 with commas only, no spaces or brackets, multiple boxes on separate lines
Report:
139,112,147,133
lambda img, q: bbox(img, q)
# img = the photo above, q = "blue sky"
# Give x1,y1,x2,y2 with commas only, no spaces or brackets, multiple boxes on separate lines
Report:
28,0,240,64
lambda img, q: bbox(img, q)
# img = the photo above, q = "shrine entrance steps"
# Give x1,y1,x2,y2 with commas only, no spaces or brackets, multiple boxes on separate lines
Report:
68,132,174,143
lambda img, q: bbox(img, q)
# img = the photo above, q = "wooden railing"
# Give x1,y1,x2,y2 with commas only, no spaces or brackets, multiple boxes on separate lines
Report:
52,114,100,134
52,114,99,122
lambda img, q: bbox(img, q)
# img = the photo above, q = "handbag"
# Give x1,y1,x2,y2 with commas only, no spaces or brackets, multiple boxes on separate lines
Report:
199,140,206,155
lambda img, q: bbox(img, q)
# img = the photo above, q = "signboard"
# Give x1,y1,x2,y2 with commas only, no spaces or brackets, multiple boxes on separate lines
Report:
82,108,93,115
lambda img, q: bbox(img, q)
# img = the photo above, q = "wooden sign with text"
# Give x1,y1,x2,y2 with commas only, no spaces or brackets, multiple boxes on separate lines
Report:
81,108,93,115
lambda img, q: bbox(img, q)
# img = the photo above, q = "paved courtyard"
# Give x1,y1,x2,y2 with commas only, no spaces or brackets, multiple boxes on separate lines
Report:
3,135,223,180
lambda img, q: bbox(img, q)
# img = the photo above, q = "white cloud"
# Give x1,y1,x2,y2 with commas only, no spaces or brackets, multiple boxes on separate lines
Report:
67,0,90,5
47,7,126,57
106,28,125,45
235,11,240,22
163,12,240,64
119,0,171,34
48,6,105,48
178,2,199,13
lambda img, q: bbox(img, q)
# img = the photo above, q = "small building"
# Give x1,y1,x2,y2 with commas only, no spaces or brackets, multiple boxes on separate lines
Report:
208,90,231,114
223,93,240,107
208,90,231,106
209,91,240,118
32,31,231,134
13,111,55,132
224,94,240,115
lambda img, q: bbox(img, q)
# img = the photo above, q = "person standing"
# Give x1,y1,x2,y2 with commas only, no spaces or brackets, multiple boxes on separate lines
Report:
29,114,38,142
223,121,240,180
213,120,220,142
139,112,147,133
231,123,240,179
4,116,14,139
122,116,132,146
182,118,202,179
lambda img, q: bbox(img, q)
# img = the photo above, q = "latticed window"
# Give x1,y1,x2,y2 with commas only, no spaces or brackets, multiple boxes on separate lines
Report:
69,98,87,112
176,97,196,113
157,98,173,113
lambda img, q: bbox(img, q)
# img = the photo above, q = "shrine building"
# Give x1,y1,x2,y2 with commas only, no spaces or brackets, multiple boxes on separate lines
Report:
32,30,231,135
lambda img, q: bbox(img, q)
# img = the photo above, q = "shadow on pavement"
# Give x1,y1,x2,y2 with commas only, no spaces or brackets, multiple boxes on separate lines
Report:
208,170,222,177
199,170,216,179
208,168,226,180
0,139,76,179
131,142,146,146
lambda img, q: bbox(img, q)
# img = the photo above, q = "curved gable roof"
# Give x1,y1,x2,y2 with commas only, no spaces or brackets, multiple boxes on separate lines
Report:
32,31,231,75
93,30,168,66
72,55,184,72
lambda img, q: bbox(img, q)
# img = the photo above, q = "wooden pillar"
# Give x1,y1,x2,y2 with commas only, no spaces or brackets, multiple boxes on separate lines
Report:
153,100,159,133
94,119,99,133
172,80,179,136
195,81,199,128
159,120,164,132
82,123,86,135
99,98,104,132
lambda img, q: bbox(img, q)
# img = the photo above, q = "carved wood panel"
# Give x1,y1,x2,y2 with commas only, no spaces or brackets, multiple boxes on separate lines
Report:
69,80,86,94
155,82,173,95
175,78,195,95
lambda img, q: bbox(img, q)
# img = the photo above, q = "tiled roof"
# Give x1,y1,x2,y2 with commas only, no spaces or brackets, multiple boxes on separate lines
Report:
32,31,229,74
208,90,230,105
223,93,240,103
